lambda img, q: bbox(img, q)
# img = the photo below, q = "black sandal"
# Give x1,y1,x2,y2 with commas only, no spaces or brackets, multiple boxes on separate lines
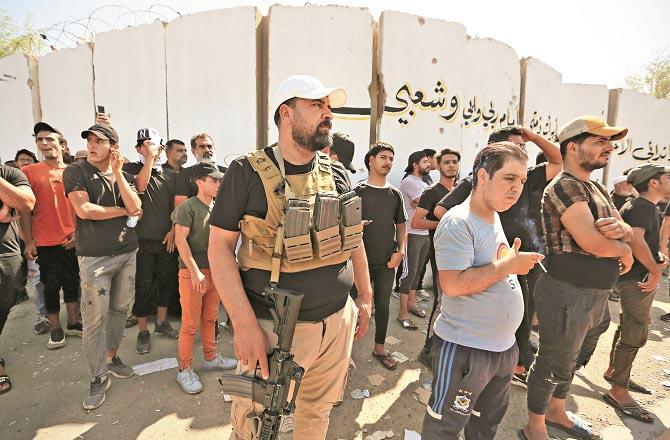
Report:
372,351,398,370
603,393,653,423
0,358,11,395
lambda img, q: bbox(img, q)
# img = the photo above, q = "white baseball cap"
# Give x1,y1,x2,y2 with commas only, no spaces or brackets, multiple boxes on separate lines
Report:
611,175,627,185
272,75,347,119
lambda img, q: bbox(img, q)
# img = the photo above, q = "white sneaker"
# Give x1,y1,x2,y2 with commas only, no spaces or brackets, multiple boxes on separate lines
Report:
417,289,432,299
202,354,238,371
176,368,203,394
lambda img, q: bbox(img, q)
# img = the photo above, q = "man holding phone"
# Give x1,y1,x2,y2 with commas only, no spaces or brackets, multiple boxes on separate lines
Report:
64,123,142,410
123,128,179,354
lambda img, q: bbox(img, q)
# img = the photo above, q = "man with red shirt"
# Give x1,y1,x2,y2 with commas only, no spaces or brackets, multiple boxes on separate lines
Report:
20,122,81,350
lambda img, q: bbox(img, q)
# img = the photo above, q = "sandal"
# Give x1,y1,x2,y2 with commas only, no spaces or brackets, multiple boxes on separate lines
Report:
546,412,600,439
0,358,10,395
603,393,653,423
408,307,426,318
372,351,398,370
397,318,418,330
603,375,652,394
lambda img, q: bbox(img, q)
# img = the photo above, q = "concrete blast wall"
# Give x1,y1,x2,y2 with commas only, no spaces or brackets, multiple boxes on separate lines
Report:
608,89,670,180
0,53,40,161
1,5,668,186
93,22,168,159
166,7,260,166
38,44,94,153
267,5,373,177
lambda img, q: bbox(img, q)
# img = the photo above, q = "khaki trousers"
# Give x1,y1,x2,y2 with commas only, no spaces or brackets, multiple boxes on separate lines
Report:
230,296,358,440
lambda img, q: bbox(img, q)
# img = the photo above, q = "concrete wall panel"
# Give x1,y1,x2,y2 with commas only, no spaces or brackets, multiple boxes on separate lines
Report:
460,37,521,171
608,89,670,180
38,44,94,152
166,7,259,166
0,53,40,161
378,11,467,185
267,5,374,180
93,22,167,159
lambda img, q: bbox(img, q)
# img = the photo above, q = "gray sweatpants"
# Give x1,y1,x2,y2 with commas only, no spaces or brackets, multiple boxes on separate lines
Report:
79,250,137,379
422,336,518,440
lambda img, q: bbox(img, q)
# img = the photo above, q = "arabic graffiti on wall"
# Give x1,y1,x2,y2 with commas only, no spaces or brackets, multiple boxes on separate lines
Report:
614,138,670,162
527,111,559,142
382,81,518,129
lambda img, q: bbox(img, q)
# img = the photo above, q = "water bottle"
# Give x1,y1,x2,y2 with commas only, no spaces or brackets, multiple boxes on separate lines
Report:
126,216,139,228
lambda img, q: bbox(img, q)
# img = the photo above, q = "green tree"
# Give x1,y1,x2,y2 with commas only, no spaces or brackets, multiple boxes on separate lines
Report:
0,9,43,58
626,51,670,99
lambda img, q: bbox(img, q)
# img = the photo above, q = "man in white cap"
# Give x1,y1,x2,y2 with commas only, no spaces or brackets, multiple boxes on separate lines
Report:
610,174,636,211
208,75,372,439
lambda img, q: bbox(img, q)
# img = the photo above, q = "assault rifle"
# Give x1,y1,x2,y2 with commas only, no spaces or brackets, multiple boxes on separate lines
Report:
219,285,304,440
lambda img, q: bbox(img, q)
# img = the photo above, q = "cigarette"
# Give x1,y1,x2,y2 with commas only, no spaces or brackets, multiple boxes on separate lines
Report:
537,260,547,273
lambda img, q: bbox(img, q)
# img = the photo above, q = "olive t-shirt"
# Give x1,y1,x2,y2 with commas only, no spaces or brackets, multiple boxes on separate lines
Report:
0,165,31,257
171,196,212,269
210,147,353,321
63,161,138,257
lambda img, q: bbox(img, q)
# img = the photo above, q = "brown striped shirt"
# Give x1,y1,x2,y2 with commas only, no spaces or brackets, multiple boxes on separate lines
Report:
541,172,616,256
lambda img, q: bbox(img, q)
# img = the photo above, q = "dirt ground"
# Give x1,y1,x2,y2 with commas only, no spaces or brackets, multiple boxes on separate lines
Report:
1,273,670,440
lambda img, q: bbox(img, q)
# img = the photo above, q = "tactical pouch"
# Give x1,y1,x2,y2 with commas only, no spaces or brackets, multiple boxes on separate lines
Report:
312,225,342,259
283,199,313,263
341,223,363,251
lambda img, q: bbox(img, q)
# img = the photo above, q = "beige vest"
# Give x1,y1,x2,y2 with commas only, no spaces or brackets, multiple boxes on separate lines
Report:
237,149,351,274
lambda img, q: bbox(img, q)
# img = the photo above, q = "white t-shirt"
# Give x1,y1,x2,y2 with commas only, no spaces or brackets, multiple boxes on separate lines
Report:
400,174,429,236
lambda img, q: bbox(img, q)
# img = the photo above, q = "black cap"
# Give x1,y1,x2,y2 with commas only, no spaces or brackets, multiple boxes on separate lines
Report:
33,122,62,136
404,150,427,173
136,128,162,144
332,133,356,173
192,161,224,180
81,124,119,144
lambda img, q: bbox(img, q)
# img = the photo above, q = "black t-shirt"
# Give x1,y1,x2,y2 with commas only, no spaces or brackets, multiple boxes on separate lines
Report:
418,182,450,239
175,163,227,198
63,161,138,257
438,164,549,251
123,162,176,241
619,197,661,281
354,183,407,267
0,165,31,257
210,147,353,321
611,192,632,211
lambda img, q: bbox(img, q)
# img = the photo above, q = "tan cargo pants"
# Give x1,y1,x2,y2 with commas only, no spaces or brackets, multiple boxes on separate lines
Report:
229,296,358,440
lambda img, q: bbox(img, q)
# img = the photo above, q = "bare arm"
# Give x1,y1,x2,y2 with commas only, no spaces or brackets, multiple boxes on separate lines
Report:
174,224,199,274
110,150,142,215
661,215,670,256
351,246,372,340
434,204,447,220
396,222,407,252
0,178,35,212
412,206,439,230
67,191,129,220
208,226,270,378
522,128,562,180
439,238,543,297
561,201,632,258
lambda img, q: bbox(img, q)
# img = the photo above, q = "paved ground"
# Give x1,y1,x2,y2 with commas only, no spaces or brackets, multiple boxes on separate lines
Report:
1,275,670,440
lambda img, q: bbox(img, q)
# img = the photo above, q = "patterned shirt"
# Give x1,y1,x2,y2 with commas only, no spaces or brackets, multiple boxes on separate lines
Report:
542,172,616,256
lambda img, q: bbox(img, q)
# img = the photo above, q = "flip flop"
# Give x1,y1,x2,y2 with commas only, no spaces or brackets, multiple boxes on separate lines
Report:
546,413,601,439
603,375,652,394
603,393,654,423
372,351,398,370
397,318,418,330
0,358,10,395
408,307,426,318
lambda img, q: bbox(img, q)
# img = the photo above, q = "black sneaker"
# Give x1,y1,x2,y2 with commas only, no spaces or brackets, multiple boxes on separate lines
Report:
136,330,151,354
512,372,528,389
106,356,134,378
125,316,138,328
65,322,83,337
47,328,66,350
660,313,670,322
155,321,179,339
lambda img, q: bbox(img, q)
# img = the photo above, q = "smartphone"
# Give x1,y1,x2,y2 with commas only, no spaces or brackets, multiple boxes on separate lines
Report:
97,105,105,114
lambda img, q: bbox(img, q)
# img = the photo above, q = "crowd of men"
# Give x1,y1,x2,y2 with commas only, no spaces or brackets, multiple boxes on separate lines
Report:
0,74,667,440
